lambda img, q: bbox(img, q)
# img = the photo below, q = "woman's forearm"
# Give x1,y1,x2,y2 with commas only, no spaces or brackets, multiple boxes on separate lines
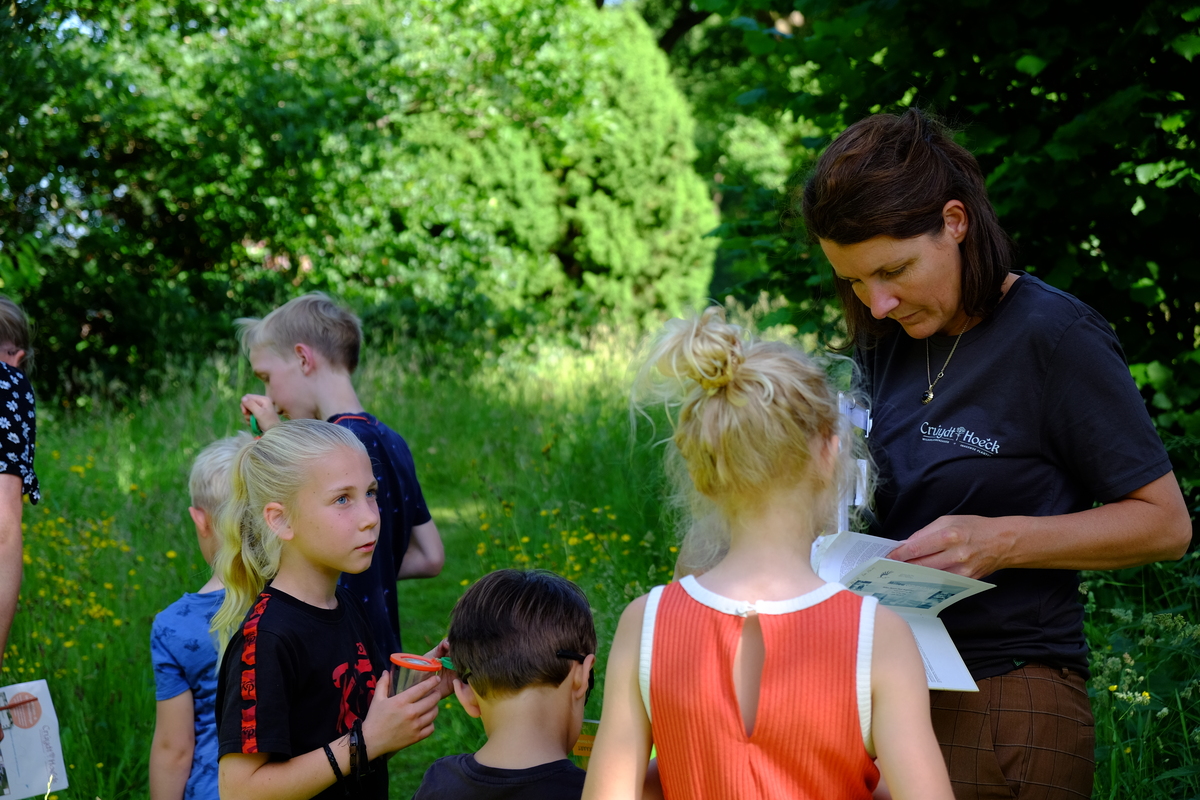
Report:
889,472,1191,577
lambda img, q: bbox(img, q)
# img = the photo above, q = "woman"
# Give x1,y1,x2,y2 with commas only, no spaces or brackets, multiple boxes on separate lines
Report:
799,108,1190,800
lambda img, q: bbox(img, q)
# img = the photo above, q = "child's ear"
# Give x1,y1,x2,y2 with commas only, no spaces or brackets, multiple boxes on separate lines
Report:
573,654,597,700
263,502,293,541
188,506,212,538
294,343,318,376
453,678,482,719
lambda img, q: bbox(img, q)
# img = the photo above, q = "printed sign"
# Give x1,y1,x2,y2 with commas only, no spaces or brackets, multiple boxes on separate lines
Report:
0,680,68,800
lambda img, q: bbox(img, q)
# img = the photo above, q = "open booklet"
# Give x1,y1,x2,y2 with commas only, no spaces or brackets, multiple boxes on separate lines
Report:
812,531,994,692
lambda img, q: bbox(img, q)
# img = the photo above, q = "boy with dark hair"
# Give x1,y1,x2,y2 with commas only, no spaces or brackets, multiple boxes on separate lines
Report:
414,569,597,800
235,292,443,655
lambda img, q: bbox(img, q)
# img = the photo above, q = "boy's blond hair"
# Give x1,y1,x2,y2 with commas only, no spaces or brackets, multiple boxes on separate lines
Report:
235,292,362,373
189,433,254,513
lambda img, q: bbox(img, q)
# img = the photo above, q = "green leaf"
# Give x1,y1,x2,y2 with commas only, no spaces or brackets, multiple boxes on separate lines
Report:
744,30,777,55
1015,54,1047,76
1172,33,1200,61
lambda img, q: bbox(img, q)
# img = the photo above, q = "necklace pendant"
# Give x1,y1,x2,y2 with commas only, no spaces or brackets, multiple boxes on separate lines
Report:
921,389,934,405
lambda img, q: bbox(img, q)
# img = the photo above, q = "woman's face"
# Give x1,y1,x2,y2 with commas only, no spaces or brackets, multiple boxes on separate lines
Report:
819,201,970,339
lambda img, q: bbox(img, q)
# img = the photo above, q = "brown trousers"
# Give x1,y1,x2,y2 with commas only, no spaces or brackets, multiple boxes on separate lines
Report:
930,664,1095,800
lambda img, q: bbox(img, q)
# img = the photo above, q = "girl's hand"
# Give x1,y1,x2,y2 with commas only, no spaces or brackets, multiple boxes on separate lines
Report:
361,672,441,756
240,394,281,433
424,640,457,701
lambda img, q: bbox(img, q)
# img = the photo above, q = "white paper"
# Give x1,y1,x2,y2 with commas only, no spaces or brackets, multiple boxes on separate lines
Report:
812,532,994,692
0,680,68,800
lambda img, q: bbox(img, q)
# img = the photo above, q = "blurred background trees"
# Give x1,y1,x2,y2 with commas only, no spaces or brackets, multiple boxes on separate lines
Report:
2,0,715,396
2,0,1197,514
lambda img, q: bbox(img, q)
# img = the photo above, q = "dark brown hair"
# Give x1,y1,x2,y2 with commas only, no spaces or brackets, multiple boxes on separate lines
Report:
798,108,1013,346
448,569,596,700
0,296,33,373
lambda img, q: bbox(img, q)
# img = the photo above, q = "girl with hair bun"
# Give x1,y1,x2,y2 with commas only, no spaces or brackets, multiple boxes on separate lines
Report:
802,107,1190,799
583,307,953,800
212,419,448,800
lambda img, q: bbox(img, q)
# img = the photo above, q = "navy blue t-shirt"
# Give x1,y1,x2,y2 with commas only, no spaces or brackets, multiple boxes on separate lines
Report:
857,274,1173,679
329,412,431,656
414,754,586,800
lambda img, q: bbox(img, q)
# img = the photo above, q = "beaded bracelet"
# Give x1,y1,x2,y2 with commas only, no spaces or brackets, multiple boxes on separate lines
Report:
322,743,343,782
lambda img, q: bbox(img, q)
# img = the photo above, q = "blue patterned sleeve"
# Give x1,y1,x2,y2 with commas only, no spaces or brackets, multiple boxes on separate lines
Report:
151,613,192,701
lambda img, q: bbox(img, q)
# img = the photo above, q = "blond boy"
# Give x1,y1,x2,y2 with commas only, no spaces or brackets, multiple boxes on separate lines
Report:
235,292,443,655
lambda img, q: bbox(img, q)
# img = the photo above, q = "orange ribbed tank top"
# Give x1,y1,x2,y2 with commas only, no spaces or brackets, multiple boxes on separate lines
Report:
642,576,880,800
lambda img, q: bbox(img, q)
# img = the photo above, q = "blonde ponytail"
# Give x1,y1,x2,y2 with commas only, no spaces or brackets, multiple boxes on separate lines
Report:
634,306,863,573
211,419,367,651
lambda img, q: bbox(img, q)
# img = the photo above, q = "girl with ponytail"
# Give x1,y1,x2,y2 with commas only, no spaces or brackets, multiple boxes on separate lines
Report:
212,419,448,800
583,307,952,800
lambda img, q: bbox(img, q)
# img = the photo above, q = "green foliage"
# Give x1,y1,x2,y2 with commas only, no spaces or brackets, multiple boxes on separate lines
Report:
1083,557,1200,797
642,0,1200,520
6,337,679,797
1,0,716,400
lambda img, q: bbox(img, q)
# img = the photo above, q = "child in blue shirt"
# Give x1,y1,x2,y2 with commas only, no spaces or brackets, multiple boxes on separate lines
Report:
149,433,250,800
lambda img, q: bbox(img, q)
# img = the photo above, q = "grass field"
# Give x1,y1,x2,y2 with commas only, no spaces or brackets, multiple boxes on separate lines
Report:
4,335,1199,799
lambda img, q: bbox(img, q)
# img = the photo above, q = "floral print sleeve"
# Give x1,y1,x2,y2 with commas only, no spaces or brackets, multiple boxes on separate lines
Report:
0,362,39,504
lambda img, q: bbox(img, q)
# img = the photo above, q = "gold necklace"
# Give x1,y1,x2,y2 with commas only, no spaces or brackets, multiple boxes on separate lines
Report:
921,320,969,405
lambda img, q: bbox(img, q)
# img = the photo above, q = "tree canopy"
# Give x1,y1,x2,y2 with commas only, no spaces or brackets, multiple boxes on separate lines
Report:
2,0,716,396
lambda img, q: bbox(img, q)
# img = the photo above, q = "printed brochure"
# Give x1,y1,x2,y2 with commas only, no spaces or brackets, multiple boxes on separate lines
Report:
812,532,994,691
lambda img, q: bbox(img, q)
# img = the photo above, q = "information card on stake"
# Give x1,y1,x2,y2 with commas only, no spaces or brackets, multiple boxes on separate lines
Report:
0,679,68,800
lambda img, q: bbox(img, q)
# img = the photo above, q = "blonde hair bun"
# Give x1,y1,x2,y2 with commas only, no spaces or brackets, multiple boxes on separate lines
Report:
635,305,864,574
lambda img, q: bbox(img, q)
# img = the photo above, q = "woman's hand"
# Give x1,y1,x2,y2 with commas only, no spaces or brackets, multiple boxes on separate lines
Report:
886,515,1011,579
887,472,1191,577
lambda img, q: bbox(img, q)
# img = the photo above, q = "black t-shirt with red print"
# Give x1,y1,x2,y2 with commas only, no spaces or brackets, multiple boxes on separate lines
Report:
216,585,388,799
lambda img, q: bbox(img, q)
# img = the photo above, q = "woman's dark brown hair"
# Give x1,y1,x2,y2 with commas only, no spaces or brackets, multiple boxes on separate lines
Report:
798,107,1013,347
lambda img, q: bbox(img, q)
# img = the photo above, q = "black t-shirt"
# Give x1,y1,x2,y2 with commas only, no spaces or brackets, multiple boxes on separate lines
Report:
330,412,432,656
216,585,388,800
0,363,39,504
857,274,1172,680
413,754,586,800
